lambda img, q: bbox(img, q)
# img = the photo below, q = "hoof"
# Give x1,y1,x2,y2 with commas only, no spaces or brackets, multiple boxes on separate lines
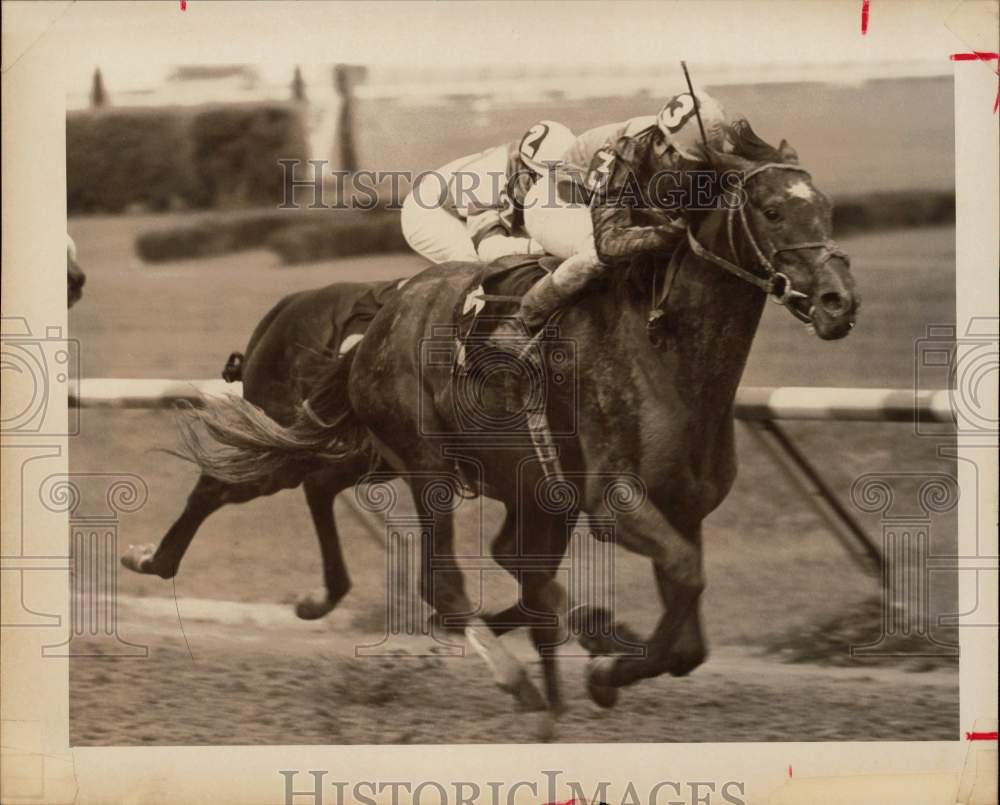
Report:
120,544,160,576
294,590,337,620
586,656,619,709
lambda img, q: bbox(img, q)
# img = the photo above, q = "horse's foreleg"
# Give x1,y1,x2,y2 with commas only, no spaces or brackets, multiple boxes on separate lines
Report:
295,471,354,620
590,564,705,686
651,557,707,677
121,473,257,578
583,484,706,700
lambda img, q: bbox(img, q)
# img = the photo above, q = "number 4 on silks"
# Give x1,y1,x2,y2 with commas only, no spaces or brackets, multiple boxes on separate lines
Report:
586,147,616,193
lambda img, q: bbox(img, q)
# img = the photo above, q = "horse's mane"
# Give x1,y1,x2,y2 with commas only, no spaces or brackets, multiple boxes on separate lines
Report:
613,117,789,304
727,116,786,162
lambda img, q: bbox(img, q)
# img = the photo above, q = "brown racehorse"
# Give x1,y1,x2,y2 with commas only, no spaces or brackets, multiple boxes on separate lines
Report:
174,125,859,716
121,281,394,620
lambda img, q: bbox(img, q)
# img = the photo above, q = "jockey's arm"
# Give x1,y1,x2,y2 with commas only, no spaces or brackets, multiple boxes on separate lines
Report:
467,207,542,262
458,144,542,262
591,137,687,265
592,204,686,265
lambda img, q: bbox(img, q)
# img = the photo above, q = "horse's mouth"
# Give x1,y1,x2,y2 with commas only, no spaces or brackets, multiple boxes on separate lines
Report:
809,306,857,340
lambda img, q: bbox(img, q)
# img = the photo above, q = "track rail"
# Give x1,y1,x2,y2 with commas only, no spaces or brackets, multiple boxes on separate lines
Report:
68,378,955,424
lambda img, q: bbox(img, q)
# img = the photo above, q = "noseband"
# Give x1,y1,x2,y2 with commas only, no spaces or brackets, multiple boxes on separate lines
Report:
686,162,848,324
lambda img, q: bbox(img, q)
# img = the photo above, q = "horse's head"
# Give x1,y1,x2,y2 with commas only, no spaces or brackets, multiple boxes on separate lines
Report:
67,235,85,308
703,122,859,340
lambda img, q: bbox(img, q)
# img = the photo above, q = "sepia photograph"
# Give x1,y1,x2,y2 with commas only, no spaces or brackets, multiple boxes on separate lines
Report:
2,0,997,802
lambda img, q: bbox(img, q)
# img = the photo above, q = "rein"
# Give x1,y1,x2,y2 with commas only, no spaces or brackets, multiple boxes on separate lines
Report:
679,162,848,325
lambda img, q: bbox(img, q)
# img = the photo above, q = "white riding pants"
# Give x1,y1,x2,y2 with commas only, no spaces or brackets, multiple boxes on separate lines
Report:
400,188,477,264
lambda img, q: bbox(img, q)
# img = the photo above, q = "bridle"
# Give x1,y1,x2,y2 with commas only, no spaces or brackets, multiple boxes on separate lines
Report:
685,162,849,325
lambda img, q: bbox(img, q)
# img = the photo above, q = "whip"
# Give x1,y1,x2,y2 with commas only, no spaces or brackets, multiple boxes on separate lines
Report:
680,60,715,169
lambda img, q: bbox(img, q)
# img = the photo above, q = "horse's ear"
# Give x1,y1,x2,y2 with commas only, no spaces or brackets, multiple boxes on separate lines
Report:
778,139,799,165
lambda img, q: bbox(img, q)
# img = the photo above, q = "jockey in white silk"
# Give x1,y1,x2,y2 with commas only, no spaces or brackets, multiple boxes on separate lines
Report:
400,121,576,264
513,90,731,333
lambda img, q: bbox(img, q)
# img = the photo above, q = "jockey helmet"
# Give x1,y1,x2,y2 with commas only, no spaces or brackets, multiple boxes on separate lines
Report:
656,90,728,160
518,120,575,175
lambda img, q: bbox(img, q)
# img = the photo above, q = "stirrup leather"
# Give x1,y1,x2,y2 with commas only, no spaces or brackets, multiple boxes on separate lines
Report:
519,332,565,483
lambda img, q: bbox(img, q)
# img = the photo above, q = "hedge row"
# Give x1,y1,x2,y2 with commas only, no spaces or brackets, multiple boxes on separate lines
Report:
67,103,308,214
831,190,954,237
135,211,299,262
135,208,406,264
267,214,408,264
133,189,954,265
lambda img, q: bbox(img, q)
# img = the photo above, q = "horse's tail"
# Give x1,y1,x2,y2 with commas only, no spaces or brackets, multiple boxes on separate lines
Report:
173,355,366,485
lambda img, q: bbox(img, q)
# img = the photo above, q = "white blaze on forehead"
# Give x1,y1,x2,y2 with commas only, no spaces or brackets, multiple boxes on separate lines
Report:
787,180,814,200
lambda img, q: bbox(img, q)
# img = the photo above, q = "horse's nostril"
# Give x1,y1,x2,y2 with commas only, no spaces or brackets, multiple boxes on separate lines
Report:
820,291,846,316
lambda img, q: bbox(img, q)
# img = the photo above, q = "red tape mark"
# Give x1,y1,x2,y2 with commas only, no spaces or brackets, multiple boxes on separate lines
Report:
966,731,998,741
950,52,1000,113
861,0,870,35
950,52,1000,62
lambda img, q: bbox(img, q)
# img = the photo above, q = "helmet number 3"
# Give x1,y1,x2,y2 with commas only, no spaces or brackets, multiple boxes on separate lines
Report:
659,94,697,134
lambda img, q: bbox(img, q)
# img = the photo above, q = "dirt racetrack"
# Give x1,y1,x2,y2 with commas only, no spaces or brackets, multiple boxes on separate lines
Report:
71,595,957,745
67,221,959,744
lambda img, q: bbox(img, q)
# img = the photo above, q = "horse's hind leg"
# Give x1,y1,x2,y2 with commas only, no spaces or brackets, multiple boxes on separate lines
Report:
407,475,547,712
485,505,572,714
121,473,261,578
294,468,357,620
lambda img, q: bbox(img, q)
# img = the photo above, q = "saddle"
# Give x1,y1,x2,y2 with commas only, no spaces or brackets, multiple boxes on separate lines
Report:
451,253,558,357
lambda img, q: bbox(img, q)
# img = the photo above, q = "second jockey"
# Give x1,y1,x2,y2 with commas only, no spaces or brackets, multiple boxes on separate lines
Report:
506,90,731,334
400,121,576,264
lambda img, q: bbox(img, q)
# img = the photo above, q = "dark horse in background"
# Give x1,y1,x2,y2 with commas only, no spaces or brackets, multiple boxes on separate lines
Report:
122,281,397,619
132,123,859,720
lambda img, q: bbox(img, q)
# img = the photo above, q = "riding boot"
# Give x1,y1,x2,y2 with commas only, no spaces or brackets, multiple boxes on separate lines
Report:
492,274,567,351
518,273,567,330
490,273,562,348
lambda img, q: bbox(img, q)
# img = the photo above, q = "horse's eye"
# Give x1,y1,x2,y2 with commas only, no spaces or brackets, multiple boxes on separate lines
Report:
763,208,782,222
